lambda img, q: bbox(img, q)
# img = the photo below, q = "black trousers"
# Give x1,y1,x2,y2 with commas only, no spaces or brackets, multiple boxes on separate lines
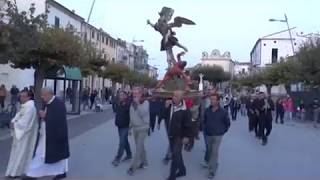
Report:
248,113,255,131
90,98,95,109
231,108,238,120
169,137,186,179
275,111,284,123
258,114,272,141
0,96,5,109
150,113,157,132
249,114,259,136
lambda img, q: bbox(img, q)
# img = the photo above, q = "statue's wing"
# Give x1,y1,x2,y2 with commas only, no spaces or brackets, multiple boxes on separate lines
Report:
173,16,196,27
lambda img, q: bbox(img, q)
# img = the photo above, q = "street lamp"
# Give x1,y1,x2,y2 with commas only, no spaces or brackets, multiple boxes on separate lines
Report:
269,13,295,55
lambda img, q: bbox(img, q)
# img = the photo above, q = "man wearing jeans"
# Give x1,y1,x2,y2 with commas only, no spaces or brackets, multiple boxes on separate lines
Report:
127,87,150,175
203,93,230,179
112,91,132,167
200,90,212,167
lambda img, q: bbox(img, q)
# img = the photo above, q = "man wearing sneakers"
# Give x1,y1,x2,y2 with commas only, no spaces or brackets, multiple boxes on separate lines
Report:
203,93,230,179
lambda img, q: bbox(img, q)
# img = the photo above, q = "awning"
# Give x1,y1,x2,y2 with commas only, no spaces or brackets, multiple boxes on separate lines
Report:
45,66,82,80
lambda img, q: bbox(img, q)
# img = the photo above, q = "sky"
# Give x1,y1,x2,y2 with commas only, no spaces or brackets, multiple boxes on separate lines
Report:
55,0,320,77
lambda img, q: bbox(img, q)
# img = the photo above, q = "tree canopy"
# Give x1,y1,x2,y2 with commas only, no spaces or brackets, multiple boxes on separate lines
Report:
102,63,157,87
191,65,231,85
0,1,101,108
234,39,320,94
296,39,320,86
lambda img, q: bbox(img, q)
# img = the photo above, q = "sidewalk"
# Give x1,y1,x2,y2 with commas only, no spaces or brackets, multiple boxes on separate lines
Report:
0,104,112,141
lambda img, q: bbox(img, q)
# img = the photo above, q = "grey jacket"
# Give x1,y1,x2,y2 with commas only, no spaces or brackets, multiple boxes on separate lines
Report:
130,100,150,131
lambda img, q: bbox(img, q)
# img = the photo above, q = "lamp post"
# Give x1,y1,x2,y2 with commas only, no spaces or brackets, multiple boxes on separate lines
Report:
87,0,96,23
269,13,295,55
132,39,144,43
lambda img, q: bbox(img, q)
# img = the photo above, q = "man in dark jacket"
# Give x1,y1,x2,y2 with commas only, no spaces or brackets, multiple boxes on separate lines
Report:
255,92,274,146
247,95,258,135
203,93,230,179
10,85,19,106
112,91,132,167
163,90,193,180
229,96,240,121
24,87,69,180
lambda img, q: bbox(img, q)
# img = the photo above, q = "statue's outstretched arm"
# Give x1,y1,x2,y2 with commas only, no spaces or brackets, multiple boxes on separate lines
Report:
147,19,155,28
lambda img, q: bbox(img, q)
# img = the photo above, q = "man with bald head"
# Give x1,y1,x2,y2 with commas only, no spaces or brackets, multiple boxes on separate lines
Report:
24,87,69,180
163,90,192,180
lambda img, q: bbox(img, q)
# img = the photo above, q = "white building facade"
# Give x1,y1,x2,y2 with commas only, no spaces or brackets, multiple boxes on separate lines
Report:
251,27,307,68
250,28,311,95
234,62,251,76
147,65,158,79
201,49,235,78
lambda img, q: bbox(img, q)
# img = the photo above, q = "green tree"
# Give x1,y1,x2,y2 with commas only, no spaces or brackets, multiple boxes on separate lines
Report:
80,45,108,78
296,40,320,87
0,2,90,108
102,63,130,84
236,74,262,90
191,65,231,86
124,70,157,87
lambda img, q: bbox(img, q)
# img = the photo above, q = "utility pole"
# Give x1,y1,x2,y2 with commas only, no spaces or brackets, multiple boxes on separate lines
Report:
87,0,96,91
87,0,96,23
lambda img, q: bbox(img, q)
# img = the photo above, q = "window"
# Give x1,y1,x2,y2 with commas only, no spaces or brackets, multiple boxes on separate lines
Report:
97,33,99,41
54,16,60,28
271,48,278,63
102,36,104,43
273,40,277,43
68,24,74,31
91,31,95,39
84,33,87,41
105,38,108,45
242,68,245,74
0,72,9,82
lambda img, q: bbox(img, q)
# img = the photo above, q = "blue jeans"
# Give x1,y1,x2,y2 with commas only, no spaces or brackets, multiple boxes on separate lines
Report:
204,132,209,162
116,127,132,160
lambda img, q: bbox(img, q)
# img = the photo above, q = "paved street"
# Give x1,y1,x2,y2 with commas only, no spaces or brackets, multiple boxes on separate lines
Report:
1,111,320,180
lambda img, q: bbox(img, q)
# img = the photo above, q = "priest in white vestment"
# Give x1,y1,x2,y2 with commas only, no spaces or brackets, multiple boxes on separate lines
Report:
23,87,70,180
5,90,38,178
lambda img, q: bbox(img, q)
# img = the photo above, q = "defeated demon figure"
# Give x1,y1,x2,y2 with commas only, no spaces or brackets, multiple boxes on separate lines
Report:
156,52,190,91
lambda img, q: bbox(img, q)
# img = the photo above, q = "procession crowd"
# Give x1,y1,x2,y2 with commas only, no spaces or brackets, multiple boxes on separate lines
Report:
2,86,320,180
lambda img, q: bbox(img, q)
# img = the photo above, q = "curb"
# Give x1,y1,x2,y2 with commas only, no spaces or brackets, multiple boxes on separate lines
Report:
0,105,112,141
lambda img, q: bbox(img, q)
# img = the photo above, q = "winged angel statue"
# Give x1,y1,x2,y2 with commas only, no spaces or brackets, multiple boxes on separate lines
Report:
147,7,196,68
